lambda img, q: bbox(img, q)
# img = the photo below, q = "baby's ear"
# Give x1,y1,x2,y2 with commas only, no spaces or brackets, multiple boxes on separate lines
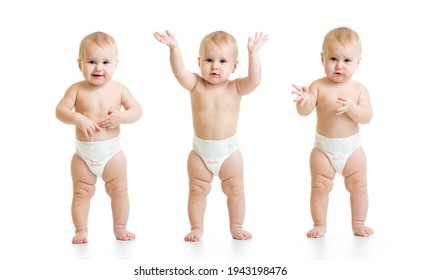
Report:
77,59,82,71
197,57,201,67
232,59,239,73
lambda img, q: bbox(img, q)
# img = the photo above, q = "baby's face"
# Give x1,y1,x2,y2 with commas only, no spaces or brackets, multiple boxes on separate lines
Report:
198,42,238,85
78,43,118,86
322,41,361,83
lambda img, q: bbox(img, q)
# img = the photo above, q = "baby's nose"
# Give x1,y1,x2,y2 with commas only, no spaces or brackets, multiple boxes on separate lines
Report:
94,63,103,70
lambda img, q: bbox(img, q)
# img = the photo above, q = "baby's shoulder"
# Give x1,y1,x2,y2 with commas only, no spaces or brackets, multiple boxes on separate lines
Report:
307,77,327,95
107,80,133,98
354,80,368,91
311,77,329,87
64,81,86,96
68,80,85,89
106,80,125,88
97,80,129,92
341,79,369,96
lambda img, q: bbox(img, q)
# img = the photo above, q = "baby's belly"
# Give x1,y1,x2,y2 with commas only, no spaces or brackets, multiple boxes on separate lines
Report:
316,124,359,138
76,127,120,142
193,122,237,140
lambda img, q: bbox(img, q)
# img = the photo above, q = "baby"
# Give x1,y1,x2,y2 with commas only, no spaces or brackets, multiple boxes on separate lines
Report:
292,27,374,238
56,31,142,244
154,30,268,241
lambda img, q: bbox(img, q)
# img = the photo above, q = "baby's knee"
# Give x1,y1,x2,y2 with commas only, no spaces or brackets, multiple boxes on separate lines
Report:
221,181,244,197
105,179,128,197
189,184,211,196
345,176,367,194
311,179,333,193
108,187,128,198
73,184,95,198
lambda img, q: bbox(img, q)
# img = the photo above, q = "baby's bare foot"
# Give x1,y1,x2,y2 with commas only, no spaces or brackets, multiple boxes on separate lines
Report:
231,228,252,240
307,225,326,238
184,229,203,242
353,224,374,237
72,231,88,244
114,228,136,241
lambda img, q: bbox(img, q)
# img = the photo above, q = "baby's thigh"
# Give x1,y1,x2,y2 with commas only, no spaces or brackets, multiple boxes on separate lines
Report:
342,147,367,178
102,151,127,183
310,147,335,180
219,150,244,181
71,153,97,187
188,151,213,183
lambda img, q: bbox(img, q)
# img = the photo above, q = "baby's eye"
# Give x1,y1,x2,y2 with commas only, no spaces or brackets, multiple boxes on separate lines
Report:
344,58,352,63
205,58,213,63
88,60,96,65
220,59,227,64
329,57,337,62
103,61,111,65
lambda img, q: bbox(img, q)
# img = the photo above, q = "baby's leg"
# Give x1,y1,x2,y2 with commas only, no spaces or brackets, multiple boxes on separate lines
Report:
308,148,335,238
185,151,213,242
220,150,252,240
71,154,97,244
103,151,135,241
343,147,373,237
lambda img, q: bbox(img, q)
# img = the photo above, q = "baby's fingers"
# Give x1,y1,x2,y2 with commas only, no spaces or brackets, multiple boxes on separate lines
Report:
293,95,307,106
86,123,101,137
293,95,303,102
93,122,101,131
336,96,350,105
254,32,268,43
336,107,346,115
82,130,90,140
292,84,309,93
292,84,302,91
87,126,96,138
248,32,268,49
153,32,166,42
291,90,302,97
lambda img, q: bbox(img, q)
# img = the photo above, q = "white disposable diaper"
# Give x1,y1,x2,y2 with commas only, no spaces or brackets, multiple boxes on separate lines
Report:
314,132,361,175
75,137,122,178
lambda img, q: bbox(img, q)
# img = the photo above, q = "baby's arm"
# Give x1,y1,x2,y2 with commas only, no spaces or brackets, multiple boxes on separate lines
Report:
336,84,373,124
98,85,142,129
154,30,198,91
292,83,317,116
56,85,101,139
236,32,268,95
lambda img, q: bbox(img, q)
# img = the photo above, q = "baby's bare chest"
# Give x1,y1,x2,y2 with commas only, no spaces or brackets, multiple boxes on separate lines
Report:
76,91,122,117
193,89,240,111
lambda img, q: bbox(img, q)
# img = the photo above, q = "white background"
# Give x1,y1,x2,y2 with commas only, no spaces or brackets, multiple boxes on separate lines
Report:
1,0,420,279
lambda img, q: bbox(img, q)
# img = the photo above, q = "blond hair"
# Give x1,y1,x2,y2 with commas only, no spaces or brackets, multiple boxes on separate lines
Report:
322,27,361,54
78,31,118,59
199,31,238,58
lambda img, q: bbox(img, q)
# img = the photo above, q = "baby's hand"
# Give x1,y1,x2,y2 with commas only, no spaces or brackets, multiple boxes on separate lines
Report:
154,30,178,48
291,84,310,106
247,32,268,53
98,110,123,129
336,96,355,115
76,115,101,139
